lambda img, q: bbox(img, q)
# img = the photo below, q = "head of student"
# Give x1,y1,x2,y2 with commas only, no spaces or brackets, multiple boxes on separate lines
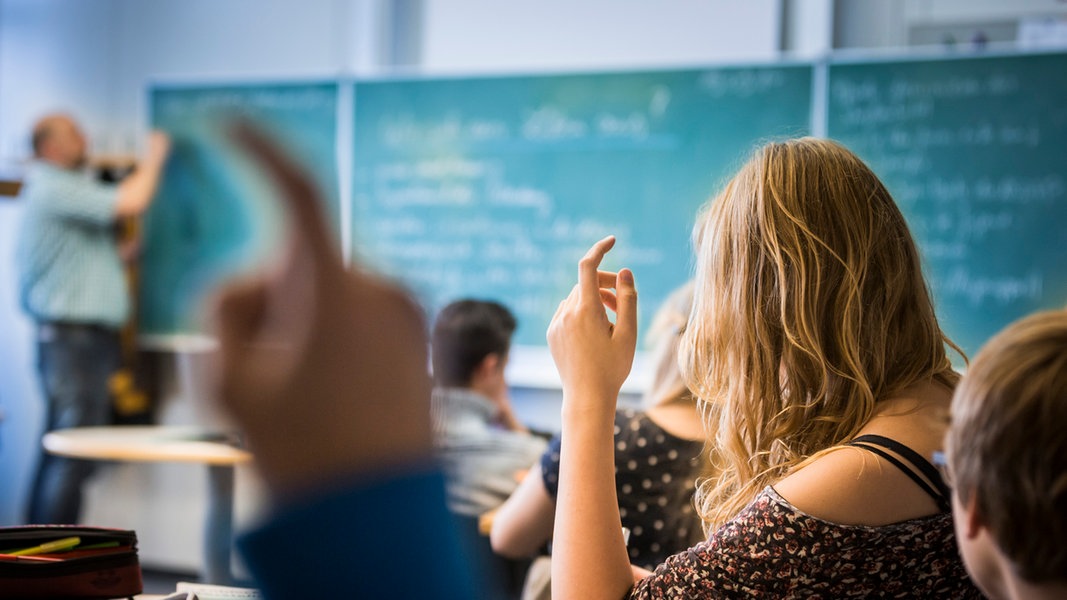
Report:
431,299,517,394
945,310,1067,599
32,113,89,170
681,136,959,527
643,280,696,409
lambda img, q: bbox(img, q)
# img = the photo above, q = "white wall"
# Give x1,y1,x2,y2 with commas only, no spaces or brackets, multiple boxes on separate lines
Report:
0,0,118,159
0,201,40,526
420,0,780,72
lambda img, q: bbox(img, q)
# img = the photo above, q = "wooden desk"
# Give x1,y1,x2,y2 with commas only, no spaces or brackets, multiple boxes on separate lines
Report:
42,426,252,585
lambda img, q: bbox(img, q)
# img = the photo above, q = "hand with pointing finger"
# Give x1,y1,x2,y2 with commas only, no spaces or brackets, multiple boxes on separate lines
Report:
547,235,639,418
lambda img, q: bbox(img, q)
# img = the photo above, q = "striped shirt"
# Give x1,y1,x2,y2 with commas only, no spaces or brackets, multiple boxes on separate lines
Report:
15,162,127,327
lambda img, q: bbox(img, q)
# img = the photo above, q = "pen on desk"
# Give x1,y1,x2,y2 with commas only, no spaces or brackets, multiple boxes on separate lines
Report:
0,552,64,562
7,536,81,556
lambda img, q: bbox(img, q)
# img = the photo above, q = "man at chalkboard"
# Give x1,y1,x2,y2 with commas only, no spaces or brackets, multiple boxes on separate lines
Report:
15,114,170,524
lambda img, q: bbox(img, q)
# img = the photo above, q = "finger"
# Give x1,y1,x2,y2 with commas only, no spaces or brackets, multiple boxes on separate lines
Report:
229,121,340,269
599,288,618,313
552,295,568,321
579,236,616,299
562,283,581,312
613,268,639,344
213,276,267,353
598,270,619,289
210,275,269,401
548,285,580,337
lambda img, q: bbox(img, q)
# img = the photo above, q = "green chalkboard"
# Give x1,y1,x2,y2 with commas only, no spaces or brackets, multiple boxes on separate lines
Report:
828,52,1067,360
352,66,813,346
142,82,339,338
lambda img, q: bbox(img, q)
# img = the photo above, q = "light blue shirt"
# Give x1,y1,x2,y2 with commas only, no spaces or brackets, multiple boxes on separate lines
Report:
15,162,127,327
430,387,547,517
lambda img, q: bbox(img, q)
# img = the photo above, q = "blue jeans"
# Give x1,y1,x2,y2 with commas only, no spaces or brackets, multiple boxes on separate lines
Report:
27,323,120,524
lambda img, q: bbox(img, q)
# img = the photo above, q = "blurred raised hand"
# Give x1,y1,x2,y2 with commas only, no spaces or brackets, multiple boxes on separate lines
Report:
211,123,434,502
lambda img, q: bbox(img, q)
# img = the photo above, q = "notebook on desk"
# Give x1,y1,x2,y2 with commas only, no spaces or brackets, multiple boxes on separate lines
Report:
158,582,262,600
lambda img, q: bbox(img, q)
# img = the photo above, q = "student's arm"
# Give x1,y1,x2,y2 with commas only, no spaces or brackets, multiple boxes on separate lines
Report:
213,124,474,598
631,565,654,581
548,237,638,599
490,461,556,558
213,123,435,497
114,131,170,217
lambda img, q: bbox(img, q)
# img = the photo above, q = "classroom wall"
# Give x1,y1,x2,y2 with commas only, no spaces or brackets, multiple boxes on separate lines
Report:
419,0,780,71
0,201,39,526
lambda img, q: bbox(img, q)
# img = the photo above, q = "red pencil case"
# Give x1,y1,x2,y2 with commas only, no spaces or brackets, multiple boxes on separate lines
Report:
0,525,142,599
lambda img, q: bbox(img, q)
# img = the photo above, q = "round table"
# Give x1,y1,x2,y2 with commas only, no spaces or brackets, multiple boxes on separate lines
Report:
42,425,253,585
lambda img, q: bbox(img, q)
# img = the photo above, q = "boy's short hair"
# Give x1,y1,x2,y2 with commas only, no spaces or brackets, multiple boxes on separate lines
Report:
947,309,1067,582
431,299,517,387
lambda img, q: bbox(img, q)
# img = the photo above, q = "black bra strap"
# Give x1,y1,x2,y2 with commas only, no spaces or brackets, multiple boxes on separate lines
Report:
847,434,951,513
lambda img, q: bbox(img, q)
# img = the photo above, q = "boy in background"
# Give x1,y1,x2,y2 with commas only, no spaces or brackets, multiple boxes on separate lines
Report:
946,309,1067,600
430,299,547,517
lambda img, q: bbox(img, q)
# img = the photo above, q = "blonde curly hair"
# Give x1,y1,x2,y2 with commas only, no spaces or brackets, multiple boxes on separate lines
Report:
681,138,963,530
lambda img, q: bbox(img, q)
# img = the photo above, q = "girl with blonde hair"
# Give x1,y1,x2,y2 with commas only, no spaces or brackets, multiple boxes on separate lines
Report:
547,138,982,597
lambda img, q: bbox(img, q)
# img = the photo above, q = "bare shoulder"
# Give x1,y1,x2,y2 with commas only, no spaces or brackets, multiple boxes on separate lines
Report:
644,402,705,442
772,447,932,526
773,381,952,527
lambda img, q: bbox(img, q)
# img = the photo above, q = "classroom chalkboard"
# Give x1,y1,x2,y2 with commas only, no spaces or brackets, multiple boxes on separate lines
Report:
352,66,813,346
133,51,1064,359
141,82,339,338
827,52,1067,360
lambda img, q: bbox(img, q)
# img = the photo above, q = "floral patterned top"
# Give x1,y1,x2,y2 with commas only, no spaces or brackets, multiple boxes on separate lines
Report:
627,486,982,598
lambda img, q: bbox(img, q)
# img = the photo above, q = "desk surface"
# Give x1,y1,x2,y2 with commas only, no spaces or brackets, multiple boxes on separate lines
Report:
43,426,252,466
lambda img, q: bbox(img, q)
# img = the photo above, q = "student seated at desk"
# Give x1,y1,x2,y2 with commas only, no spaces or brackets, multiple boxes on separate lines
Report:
945,309,1067,600
429,299,547,519
430,298,548,598
490,282,711,571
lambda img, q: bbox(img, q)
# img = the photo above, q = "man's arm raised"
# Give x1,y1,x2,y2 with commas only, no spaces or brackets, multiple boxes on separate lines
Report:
114,131,170,217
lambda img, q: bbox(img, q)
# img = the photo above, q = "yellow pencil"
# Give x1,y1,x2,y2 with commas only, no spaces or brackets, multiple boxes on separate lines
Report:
8,536,81,556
